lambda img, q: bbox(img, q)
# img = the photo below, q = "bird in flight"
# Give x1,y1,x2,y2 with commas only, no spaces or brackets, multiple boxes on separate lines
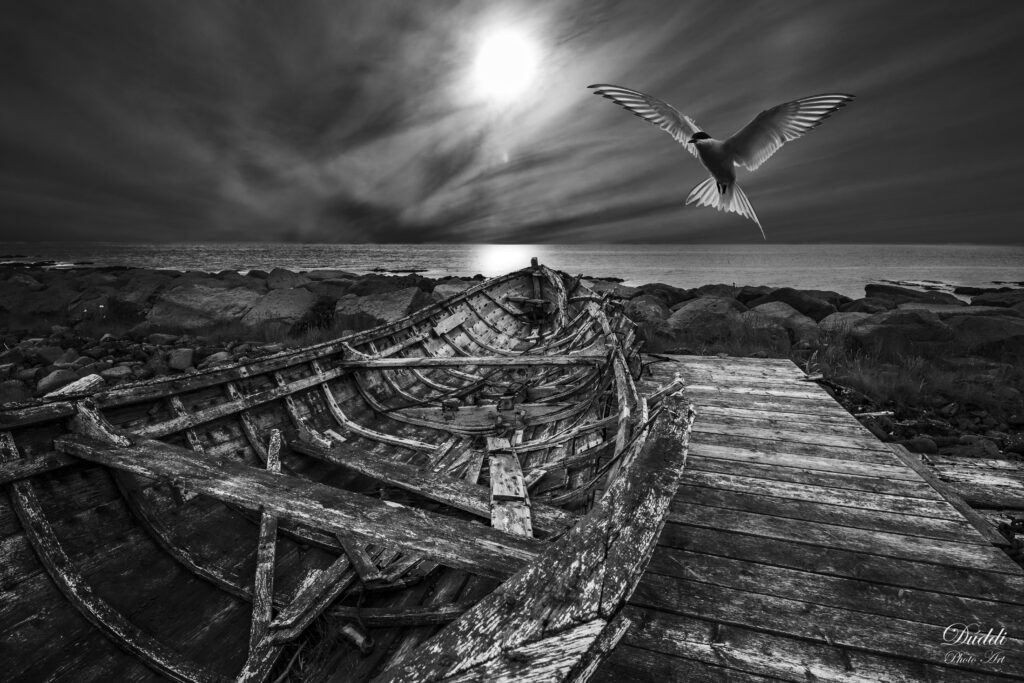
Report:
588,84,854,238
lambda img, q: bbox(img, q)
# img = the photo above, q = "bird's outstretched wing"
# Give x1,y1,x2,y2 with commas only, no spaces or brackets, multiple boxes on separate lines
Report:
588,84,703,159
726,94,854,171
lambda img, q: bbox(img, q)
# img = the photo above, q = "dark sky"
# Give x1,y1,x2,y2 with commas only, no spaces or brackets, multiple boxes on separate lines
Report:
3,1,1023,244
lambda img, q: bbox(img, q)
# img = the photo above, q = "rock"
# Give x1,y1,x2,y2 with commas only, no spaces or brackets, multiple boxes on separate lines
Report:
864,283,963,307
735,285,775,306
0,380,31,404
201,351,233,367
247,269,269,279
849,309,955,358
334,288,435,330
651,297,746,351
942,438,1002,459
241,288,317,326
897,303,1022,318
54,348,79,366
840,297,892,314
901,436,937,454
100,364,135,381
304,269,359,281
147,333,180,345
749,301,819,347
748,287,838,322
818,311,871,335
690,284,740,299
582,280,640,299
266,268,311,290
305,279,355,301
167,348,195,371
32,344,65,364
36,368,79,394
345,274,433,298
624,295,671,325
113,270,177,306
1005,434,1024,455
738,310,791,354
432,281,476,300
147,283,263,331
945,315,1024,358
634,283,693,308
971,289,1024,308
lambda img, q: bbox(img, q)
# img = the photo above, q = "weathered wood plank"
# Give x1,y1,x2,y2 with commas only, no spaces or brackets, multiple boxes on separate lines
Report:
310,359,436,452
342,353,606,368
396,402,578,430
645,546,1024,630
629,574,1024,676
55,434,541,579
488,437,533,537
660,523,1024,606
0,451,78,484
613,605,1007,683
327,601,473,627
675,484,984,543
0,432,228,683
686,441,924,482
373,389,694,683
891,444,1014,545
691,420,891,453
248,430,281,652
668,503,1021,573
289,440,573,536
683,469,967,522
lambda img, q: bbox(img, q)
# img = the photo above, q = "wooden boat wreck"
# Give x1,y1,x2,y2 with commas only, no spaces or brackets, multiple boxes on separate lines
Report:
0,259,695,682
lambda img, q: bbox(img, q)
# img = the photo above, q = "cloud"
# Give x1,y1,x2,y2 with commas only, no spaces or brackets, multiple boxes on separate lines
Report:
2,0,1023,243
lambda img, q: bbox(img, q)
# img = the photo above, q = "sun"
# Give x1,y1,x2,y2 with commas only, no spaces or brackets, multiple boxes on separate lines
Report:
475,245,534,276
471,28,540,104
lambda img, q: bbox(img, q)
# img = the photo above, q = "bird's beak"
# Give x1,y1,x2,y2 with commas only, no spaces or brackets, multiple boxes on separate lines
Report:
687,137,699,144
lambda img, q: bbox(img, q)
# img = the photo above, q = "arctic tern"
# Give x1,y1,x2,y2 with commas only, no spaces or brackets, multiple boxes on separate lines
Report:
588,84,854,238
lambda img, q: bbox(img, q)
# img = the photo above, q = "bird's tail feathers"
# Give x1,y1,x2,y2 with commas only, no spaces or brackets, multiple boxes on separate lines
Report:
685,177,765,239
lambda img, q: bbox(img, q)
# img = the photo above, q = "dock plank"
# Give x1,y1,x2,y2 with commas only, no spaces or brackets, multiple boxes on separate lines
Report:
601,354,1024,681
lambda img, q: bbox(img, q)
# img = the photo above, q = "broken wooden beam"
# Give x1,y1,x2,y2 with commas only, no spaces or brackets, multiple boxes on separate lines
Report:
336,353,605,369
55,434,541,579
290,440,574,537
488,437,533,538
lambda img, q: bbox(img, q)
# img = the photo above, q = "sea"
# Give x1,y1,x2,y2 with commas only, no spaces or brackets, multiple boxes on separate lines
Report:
2,243,1022,300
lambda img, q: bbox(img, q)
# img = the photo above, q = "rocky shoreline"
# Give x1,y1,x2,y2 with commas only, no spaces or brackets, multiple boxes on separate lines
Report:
2,263,1023,467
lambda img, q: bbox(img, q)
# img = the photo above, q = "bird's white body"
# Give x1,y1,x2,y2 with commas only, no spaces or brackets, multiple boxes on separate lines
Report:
589,85,854,238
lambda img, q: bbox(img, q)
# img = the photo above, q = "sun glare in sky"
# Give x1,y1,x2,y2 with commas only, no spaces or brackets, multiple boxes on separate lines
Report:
471,28,540,104
474,244,535,276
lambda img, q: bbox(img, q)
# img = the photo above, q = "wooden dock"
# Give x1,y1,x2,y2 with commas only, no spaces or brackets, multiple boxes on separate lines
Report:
596,354,1024,682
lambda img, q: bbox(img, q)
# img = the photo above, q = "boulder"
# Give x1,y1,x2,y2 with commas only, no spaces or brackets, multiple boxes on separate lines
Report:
749,301,819,347
738,310,791,354
840,297,891,314
305,279,355,301
32,344,65,364
432,281,475,300
624,295,671,325
334,288,435,330
100,364,135,381
849,309,955,358
147,333,180,345
345,274,433,298
971,289,1024,308
147,283,263,331
818,311,872,335
748,287,837,322
864,283,962,307
36,368,79,394
736,285,775,305
241,288,317,326
945,315,1024,359
304,269,359,281
897,303,1022,319
0,380,31,404
167,347,195,371
216,270,269,293
634,283,693,308
582,279,640,299
200,351,233,368
690,284,740,300
112,270,177,306
653,297,746,351
266,268,312,290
